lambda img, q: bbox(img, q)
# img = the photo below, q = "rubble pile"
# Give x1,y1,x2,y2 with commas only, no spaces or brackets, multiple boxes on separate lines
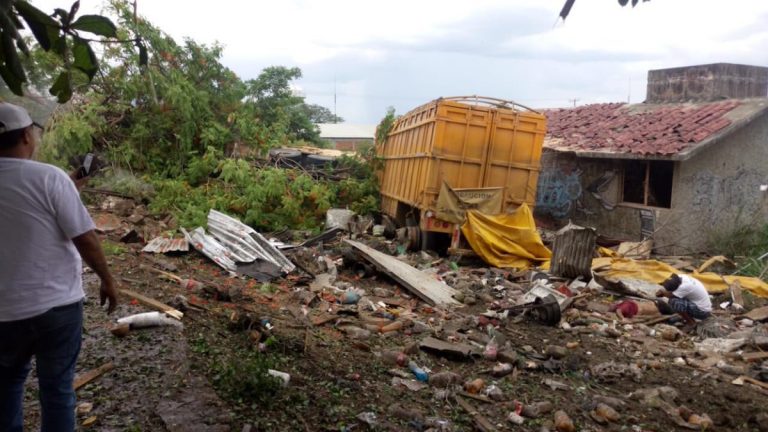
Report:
69,196,768,431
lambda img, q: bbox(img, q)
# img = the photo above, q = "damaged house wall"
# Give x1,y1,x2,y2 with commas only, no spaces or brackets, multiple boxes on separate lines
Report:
535,109,768,254
666,109,768,253
535,151,644,242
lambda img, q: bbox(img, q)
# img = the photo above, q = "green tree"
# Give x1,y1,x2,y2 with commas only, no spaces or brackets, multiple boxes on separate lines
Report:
0,0,142,102
302,103,343,124
245,66,320,143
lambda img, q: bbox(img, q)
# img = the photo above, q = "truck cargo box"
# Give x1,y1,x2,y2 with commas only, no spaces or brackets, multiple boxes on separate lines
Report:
377,96,546,245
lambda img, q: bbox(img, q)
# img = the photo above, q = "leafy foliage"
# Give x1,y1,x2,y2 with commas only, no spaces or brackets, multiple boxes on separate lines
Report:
149,148,379,232
0,0,137,102
375,106,397,144
38,2,336,178
34,1,381,233
302,103,343,123
245,66,322,144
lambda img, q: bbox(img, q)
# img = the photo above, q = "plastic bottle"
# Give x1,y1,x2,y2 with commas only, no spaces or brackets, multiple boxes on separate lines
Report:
180,278,206,291
464,378,485,394
492,363,513,377
380,350,409,367
507,412,525,425
594,403,620,422
407,360,429,382
483,335,498,361
380,320,405,334
429,371,462,388
554,410,575,432
338,291,361,304
342,326,371,339
521,401,553,418
483,384,504,401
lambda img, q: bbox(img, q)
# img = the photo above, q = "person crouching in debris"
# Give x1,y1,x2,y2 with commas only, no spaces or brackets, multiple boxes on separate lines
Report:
655,273,712,329
0,102,118,431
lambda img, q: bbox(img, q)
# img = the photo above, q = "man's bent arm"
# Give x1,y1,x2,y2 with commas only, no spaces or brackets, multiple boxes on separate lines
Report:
72,230,118,313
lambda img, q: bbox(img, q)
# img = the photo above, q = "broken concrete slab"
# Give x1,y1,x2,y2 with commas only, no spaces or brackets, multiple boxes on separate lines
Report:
694,338,747,354
739,305,768,322
419,337,478,360
344,239,461,307
93,213,122,232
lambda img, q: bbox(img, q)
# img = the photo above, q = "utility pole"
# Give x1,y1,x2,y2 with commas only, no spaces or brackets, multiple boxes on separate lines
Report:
568,98,580,107
333,75,337,123
628,76,632,103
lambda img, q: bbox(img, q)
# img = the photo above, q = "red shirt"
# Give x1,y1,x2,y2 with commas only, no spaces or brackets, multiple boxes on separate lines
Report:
614,301,639,318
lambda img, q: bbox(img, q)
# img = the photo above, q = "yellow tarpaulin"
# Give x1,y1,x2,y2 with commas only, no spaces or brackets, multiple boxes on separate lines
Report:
592,257,768,298
461,205,552,269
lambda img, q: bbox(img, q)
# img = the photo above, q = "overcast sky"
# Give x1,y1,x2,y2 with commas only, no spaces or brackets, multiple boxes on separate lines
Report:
35,0,768,123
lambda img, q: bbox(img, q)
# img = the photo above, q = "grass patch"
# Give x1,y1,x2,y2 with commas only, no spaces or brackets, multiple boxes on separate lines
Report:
705,214,768,280
101,240,126,256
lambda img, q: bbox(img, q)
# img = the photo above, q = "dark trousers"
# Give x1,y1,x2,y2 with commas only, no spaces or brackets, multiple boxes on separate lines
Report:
0,300,83,432
669,297,711,320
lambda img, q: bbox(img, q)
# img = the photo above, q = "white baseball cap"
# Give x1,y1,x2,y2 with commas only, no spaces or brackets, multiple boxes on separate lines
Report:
0,102,34,134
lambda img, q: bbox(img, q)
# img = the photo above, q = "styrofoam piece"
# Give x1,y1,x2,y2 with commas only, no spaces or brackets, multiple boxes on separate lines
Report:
117,311,183,329
326,208,356,230
521,279,568,308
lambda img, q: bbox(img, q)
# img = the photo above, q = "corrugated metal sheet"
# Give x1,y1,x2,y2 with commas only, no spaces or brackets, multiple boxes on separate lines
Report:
142,237,189,253
181,210,296,275
207,210,295,273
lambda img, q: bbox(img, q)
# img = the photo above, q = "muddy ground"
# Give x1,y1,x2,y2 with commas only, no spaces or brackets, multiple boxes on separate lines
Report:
19,203,768,432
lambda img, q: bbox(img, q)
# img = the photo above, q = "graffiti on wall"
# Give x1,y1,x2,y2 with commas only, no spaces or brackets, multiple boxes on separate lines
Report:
690,169,765,224
536,168,583,219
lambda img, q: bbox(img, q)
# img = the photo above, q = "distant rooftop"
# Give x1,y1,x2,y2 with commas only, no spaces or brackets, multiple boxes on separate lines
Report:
543,98,768,160
318,123,376,139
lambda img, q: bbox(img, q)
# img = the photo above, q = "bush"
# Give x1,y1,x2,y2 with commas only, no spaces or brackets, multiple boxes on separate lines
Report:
147,148,380,232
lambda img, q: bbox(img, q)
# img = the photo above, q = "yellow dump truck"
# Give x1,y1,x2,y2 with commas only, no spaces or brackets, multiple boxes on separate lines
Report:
377,96,546,249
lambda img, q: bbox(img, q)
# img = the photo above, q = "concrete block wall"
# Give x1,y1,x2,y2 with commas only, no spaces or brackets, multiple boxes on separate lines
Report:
647,63,768,103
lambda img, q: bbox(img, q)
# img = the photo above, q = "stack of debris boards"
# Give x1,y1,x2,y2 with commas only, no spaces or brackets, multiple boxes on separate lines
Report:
183,210,295,274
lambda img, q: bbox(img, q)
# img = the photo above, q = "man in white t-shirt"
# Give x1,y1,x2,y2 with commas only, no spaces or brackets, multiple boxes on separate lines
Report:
0,102,118,432
656,273,712,328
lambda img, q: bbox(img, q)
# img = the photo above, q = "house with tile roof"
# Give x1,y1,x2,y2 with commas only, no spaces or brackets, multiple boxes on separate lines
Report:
318,123,376,152
535,63,768,254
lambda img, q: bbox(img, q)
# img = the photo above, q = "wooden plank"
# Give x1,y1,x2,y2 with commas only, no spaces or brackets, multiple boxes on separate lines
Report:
457,391,493,403
74,362,115,390
741,352,768,363
456,395,497,432
344,240,460,306
120,289,183,320
734,375,768,391
638,314,680,326
729,280,744,307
